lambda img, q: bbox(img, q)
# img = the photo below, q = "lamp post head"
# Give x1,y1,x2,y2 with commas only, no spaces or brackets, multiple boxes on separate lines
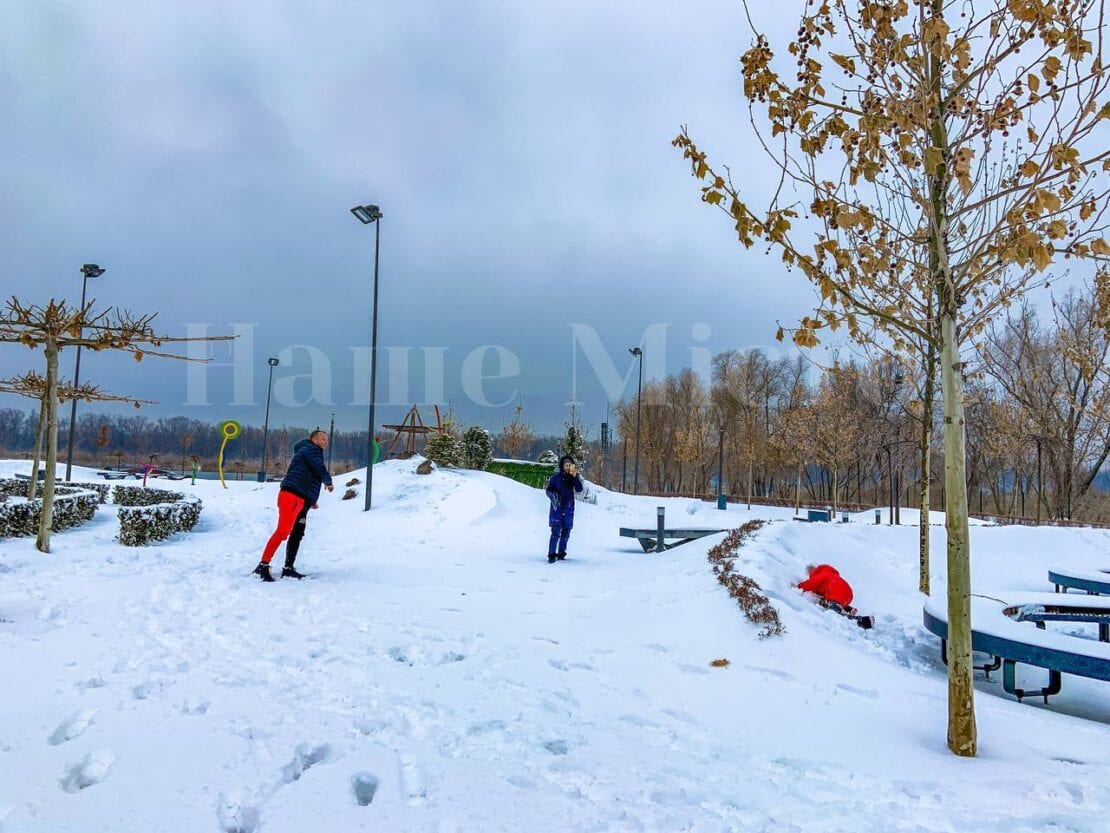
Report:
350,204,383,224
267,357,280,367
629,347,642,357
80,264,105,278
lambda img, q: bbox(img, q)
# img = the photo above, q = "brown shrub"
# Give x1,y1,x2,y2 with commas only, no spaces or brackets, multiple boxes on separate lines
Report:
706,520,784,639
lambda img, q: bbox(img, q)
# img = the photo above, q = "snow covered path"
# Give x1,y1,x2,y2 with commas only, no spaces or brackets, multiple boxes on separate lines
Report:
2,461,1110,832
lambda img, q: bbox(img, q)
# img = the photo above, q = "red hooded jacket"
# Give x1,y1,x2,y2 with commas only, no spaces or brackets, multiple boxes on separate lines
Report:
798,564,854,607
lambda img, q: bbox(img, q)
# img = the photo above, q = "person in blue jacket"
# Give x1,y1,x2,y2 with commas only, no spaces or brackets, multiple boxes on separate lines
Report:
544,454,583,563
253,430,334,582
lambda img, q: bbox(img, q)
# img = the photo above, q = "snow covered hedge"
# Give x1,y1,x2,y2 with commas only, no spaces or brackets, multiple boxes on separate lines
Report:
0,479,100,538
114,487,202,546
65,481,111,504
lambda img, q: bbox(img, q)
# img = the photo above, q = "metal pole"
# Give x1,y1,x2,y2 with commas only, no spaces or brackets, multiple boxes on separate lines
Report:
894,426,901,525
328,412,335,469
365,217,381,511
621,438,628,492
886,446,894,525
633,351,642,495
64,272,90,481
656,505,665,554
260,362,276,481
717,427,725,509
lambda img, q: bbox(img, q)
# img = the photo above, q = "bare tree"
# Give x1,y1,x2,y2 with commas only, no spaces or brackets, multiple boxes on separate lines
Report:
0,298,230,552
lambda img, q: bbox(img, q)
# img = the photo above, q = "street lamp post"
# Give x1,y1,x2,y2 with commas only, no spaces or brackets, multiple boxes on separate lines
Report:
259,357,279,482
64,264,105,480
629,347,643,495
351,203,384,511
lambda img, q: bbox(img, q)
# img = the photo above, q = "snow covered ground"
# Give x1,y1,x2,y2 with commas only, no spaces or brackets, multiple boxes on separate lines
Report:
1,458,1109,832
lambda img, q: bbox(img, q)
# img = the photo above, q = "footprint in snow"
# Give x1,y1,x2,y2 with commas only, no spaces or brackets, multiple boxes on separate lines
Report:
216,792,260,833
835,683,879,699
49,710,97,745
679,663,709,675
542,739,569,756
467,720,507,737
59,749,115,792
351,772,380,806
282,743,333,783
399,752,426,806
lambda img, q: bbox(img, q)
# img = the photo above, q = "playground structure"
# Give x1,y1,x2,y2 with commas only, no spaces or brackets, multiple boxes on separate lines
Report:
381,404,438,460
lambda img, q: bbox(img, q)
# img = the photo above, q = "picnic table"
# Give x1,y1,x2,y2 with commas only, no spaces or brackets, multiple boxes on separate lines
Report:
1049,566,1110,596
923,592,1110,704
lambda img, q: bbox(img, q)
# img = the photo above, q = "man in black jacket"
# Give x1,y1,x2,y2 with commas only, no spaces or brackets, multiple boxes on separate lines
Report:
253,430,334,582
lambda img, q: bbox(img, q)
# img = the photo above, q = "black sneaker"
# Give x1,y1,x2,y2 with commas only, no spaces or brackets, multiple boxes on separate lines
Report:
282,566,306,580
253,563,275,583
556,552,567,561
547,554,557,564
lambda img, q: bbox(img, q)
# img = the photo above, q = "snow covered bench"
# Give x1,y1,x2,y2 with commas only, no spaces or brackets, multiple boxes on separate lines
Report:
1048,567,1110,596
923,593,1110,704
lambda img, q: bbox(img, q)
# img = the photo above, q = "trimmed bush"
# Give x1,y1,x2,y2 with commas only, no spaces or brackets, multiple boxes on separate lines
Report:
112,485,185,506
0,479,99,538
115,487,202,546
706,521,783,639
66,481,111,504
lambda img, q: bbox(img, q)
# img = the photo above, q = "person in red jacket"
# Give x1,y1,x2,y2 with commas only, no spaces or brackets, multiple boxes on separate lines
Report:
797,564,874,629
798,563,854,607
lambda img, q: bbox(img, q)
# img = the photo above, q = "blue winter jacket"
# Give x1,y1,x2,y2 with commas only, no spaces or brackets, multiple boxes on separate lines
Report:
545,455,583,527
280,439,333,504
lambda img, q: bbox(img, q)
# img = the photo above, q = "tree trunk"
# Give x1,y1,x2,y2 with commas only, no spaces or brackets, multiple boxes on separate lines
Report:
919,344,936,594
747,456,753,510
831,463,839,513
940,312,976,756
37,337,60,553
27,398,47,500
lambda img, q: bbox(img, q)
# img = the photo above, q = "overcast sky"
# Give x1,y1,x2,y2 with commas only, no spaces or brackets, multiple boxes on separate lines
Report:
1,1,827,436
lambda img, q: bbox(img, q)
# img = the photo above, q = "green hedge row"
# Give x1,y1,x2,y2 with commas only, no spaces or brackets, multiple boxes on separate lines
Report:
115,487,202,546
487,460,555,489
0,479,100,538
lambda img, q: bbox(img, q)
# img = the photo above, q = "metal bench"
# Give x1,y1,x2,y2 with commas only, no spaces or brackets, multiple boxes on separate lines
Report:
923,593,1110,704
618,506,725,553
619,526,726,552
1048,567,1110,596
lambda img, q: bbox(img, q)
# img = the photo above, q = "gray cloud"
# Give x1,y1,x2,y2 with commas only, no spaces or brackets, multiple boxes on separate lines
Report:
1,1,824,435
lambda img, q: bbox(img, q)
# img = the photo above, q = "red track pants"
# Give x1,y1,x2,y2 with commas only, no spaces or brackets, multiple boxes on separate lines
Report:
261,490,306,564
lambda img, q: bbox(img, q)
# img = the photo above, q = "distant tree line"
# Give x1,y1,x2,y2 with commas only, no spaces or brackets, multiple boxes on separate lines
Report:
600,294,1109,524
2,296,1103,519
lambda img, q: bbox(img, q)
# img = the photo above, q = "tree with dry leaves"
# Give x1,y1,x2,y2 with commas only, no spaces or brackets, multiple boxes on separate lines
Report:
674,1,1110,755
498,400,535,461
